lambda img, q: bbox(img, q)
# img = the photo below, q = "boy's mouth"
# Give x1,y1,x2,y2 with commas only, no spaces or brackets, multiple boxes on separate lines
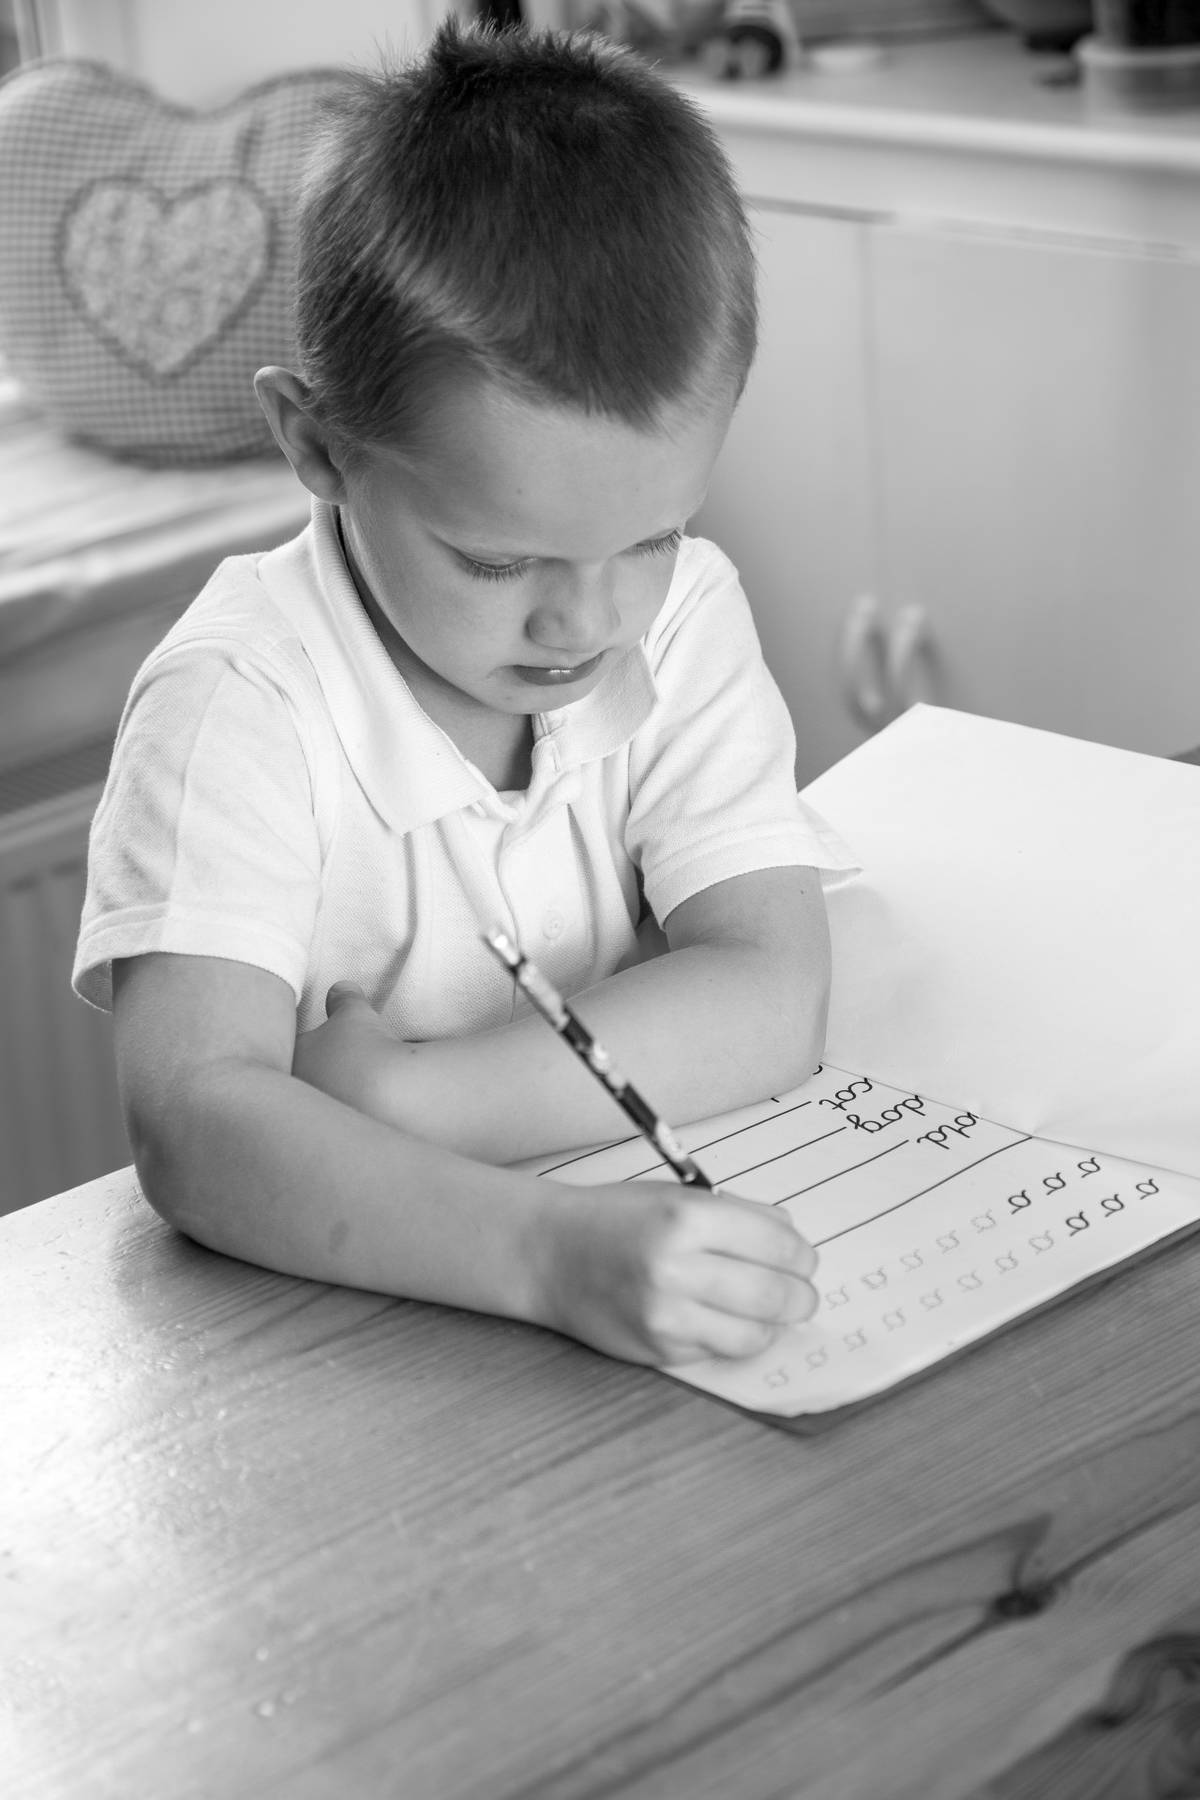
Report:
512,652,605,687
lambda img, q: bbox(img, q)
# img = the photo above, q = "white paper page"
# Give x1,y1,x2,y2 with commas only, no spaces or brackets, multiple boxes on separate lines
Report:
802,706,1200,1180
529,1063,1200,1417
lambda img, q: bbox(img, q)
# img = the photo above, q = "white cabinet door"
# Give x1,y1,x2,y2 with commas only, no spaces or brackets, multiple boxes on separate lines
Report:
695,205,877,783
870,223,1200,759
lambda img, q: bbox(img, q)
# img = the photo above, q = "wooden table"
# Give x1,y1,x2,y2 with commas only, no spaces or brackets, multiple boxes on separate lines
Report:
6,1164,1200,1800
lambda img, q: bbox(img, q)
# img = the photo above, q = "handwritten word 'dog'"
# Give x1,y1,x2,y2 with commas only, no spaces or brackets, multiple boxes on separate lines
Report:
843,1097,927,1133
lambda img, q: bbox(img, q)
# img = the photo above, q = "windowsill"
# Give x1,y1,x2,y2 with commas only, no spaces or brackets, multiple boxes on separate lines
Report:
0,384,308,659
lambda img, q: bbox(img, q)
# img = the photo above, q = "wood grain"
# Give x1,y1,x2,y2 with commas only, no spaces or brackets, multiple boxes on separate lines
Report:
5,1167,1200,1800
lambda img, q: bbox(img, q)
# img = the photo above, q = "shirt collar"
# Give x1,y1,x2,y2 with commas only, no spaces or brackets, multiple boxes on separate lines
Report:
256,499,657,835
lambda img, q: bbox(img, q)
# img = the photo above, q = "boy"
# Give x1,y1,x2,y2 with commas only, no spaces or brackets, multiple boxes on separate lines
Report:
74,21,854,1370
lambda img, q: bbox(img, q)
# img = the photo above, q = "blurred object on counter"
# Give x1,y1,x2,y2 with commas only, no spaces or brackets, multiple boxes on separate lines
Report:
1077,32,1200,104
1093,0,1200,44
974,0,1091,49
576,0,991,54
699,0,801,75
1079,0,1200,107
576,0,724,61
781,0,990,34
692,0,992,81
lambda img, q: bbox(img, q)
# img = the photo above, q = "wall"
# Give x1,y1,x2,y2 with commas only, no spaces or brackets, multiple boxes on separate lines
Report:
124,0,438,102
44,0,563,103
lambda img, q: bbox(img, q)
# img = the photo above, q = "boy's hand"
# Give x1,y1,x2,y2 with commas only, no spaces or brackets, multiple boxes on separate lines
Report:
532,1182,819,1367
292,982,400,1117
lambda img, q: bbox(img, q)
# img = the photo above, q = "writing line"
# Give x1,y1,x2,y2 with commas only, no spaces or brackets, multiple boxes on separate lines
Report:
536,1097,816,1181
809,1135,1037,1248
622,1120,847,1186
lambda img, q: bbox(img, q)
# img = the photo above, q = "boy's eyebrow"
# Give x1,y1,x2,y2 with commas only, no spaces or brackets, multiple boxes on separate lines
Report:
452,528,677,562
447,498,708,562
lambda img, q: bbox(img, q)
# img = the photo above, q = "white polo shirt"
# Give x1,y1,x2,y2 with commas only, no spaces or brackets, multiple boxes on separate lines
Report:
74,501,855,1037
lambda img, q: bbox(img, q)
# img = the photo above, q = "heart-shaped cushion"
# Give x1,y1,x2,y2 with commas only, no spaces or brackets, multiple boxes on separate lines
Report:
0,58,353,465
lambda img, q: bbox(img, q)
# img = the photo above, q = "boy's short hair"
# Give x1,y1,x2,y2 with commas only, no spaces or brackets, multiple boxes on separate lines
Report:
296,18,757,459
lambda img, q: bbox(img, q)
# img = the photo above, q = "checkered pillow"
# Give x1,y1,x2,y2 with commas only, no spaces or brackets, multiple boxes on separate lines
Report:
0,59,352,465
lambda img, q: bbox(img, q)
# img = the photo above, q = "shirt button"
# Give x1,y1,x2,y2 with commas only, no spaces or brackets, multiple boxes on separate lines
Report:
542,909,566,941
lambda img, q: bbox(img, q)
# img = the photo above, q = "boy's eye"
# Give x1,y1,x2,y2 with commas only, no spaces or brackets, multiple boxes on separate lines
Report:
459,555,532,583
457,529,682,582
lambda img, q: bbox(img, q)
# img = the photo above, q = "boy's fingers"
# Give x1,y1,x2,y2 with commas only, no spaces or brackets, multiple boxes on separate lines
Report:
693,1255,818,1327
665,1303,785,1366
700,1191,818,1279
785,1232,818,1281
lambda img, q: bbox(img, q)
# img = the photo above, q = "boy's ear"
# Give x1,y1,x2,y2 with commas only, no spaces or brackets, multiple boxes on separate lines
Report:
254,367,348,503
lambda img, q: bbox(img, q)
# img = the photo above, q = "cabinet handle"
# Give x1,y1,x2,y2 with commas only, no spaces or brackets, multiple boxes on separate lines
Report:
838,594,891,731
886,603,938,710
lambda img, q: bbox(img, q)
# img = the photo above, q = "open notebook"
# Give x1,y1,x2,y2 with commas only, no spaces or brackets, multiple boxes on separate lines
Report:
528,1063,1200,1419
524,708,1200,1421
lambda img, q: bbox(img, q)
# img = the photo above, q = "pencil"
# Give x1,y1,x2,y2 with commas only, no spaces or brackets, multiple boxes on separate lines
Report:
483,928,714,1189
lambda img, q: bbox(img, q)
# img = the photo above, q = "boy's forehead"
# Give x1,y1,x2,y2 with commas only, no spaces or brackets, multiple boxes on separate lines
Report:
368,379,732,543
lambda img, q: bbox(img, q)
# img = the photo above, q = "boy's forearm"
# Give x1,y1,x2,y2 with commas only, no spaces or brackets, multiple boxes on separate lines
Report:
383,939,827,1164
132,1057,550,1320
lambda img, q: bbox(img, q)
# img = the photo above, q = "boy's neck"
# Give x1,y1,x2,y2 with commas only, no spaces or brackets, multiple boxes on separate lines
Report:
455,711,534,795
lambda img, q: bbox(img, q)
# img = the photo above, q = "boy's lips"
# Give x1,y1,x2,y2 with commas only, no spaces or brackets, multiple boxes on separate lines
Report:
511,651,606,687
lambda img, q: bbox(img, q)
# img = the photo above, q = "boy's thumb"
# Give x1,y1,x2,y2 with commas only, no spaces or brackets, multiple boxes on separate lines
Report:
325,980,370,1015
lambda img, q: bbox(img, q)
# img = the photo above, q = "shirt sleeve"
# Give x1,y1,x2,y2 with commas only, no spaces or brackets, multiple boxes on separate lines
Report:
626,538,859,924
73,640,324,1012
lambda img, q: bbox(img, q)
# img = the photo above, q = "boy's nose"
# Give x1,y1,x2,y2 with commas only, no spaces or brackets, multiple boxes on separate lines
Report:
526,568,618,655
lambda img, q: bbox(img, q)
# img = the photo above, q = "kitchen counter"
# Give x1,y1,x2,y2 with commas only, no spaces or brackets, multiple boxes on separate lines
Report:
677,30,1200,239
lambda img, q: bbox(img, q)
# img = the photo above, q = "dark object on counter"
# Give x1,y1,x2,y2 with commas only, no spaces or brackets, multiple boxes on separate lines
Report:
1093,0,1200,44
975,1,1092,50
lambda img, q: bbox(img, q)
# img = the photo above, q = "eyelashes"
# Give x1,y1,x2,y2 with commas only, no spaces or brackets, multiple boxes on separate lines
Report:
459,528,683,584
637,528,683,561
459,556,535,584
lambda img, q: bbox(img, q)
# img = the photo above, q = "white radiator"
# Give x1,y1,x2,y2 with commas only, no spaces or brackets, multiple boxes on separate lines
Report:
0,743,129,1213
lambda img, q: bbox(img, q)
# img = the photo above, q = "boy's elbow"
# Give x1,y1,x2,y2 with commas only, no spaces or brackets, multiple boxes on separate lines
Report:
772,938,831,1091
122,1062,256,1250
124,1096,203,1240
780,987,828,1092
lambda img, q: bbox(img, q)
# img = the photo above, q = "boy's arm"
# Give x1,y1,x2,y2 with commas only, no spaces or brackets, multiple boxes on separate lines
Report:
112,952,819,1365
293,863,830,1164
